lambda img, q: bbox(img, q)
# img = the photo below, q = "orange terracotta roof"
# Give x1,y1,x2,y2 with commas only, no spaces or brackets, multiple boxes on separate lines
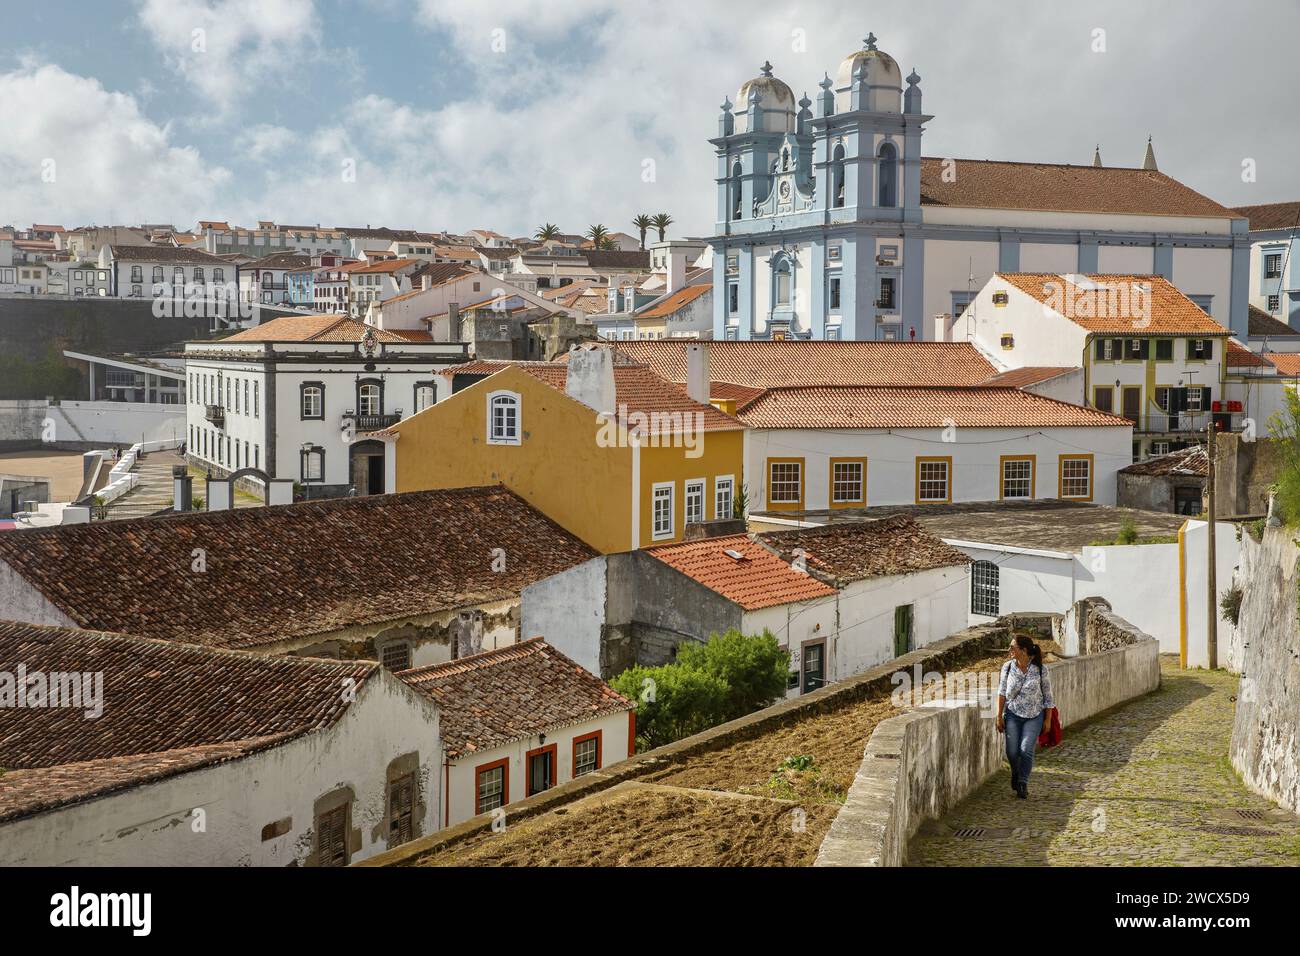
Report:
636,284,710,319
1264,353,1300,376
608,341,997,388
440,359,743,432
759,516,970,583
1231,201,1300,232
980,367,1078,388
1226,340,1272,370
220,314,413,343
349,257,420,274
920,158,1237,218
646,535,835,611
738,385,1133,429
996,273,1230,335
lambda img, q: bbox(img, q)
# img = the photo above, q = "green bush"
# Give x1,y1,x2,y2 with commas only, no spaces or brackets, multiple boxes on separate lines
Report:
612,629,791,750
1219,584,1244,626
1115,516,1139,545
610,664,728,750
675,628,790,722
1267,390,1300,525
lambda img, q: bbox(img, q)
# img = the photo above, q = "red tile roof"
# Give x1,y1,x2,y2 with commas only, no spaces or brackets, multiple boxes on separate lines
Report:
759,516,971,583
0,620,378,821
220,314,413,343
646,534,836,610
607,340,997,388
920,158,1237,218
441,360,744,433
0,487,597,649
349,257,420,274
635,284,710,319
737,385,1132,429
1263,352,1300,376
1231,201,1300,232
1117,445,1209,477
397,639,632,758
979,367,1078,388
996,273,1230,335
1226,339,1273,369
1248,305,1297,337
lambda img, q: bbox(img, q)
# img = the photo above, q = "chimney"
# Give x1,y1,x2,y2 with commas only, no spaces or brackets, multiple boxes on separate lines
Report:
172,465,192,512
686,342,710,405
566,344,616,415
448,301,461,339
666,250,687,294
422,275,430,290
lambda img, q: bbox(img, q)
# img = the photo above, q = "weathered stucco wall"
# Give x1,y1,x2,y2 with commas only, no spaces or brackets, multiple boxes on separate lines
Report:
815,624,1162,867
1229,526,1300,813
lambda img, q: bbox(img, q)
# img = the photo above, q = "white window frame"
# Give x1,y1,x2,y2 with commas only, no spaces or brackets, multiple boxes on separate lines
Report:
714,475,734,520
486,389,521,445
1001,458,1033,499
684,479,705,526
651,482,675,540
301,385,323,419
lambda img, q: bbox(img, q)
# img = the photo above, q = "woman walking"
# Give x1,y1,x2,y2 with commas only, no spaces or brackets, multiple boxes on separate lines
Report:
996,633,1055,799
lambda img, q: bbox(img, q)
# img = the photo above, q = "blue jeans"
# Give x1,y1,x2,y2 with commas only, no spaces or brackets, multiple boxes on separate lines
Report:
1005,710,1044,785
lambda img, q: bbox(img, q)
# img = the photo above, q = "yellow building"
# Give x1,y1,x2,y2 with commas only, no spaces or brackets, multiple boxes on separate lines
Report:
374,346,745,553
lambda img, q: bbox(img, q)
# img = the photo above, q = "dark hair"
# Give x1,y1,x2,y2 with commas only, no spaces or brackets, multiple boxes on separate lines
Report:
1013,633,1045,677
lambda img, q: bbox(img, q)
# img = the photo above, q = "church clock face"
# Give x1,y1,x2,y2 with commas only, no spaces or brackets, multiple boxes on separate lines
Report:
779,180,791,199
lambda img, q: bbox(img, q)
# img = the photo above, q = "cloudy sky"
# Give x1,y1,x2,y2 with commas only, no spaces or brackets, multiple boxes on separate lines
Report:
1,0,1296,239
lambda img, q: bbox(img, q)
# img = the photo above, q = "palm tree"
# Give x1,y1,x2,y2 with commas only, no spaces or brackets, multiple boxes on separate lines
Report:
586,223,610,248
535,223,561,241
632,214,653,249
650,212,674,242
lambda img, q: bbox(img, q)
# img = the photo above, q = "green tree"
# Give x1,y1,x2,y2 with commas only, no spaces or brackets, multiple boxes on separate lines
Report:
534,223,561,241
675,629,789,721
611,663,728,750
632,214,653,249
585,223,610,247
1268,388,1300,524
650,212,674,242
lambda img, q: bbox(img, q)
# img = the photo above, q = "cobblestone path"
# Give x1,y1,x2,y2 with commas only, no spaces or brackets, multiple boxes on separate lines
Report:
908,657,1300,866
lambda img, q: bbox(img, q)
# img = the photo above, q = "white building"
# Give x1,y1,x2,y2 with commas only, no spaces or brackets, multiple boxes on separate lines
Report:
184,313,466,496
100,244,233,300
949,272,1232,459
397,639,635,828
0,620,443,867
1232,201,1300,328
709,36,1251,342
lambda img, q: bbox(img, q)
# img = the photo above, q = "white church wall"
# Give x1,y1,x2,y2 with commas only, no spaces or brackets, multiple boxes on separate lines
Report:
1097,244,1155,275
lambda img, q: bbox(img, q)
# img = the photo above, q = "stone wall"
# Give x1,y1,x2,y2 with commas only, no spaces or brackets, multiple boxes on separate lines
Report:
1214,433,1283,518
1229,526,1300,813
815,621,1162,867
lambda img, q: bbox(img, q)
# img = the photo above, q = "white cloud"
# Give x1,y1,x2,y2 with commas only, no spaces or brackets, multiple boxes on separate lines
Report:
236,124,297,163
0,63,229,228
135,0,322,115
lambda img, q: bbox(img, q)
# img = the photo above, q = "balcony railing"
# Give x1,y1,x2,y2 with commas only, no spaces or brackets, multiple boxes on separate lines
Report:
205,404,225,425
346,413,401,431
1110,410,1243,435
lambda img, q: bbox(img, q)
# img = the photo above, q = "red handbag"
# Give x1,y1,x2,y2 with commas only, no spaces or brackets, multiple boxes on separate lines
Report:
1037,707,1062,748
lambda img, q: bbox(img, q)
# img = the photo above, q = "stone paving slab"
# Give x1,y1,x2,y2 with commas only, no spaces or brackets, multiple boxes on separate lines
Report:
907,658,1300,866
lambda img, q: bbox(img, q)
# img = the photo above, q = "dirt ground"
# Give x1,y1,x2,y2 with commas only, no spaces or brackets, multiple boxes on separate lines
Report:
421,784,840,867
0,449,87,501
417,646,1047,867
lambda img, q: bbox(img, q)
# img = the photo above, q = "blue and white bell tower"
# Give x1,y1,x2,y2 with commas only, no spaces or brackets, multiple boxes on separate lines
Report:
711,34,932,341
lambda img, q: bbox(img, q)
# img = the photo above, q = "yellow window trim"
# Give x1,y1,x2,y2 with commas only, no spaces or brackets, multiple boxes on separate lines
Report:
828,457,867,509
766,456,805,511
915,455,953,505
998,454,1036,500
1058,453,1094,501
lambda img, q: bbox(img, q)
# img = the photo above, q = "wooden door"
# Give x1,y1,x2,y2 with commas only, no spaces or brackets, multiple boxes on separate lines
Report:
894,605,914,657
1122,386,1141,425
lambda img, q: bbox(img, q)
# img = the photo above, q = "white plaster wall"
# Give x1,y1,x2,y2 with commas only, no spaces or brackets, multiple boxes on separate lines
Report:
748,425,1130,509
921,238,998,331
1097,244,1155,275
753,244,772,336
1180,520,1240,668
922,206,1233,237
831,566,969,677
1172,246,1233,324
1025,369,1086,405
445,710,632,828
1018,242,1078,275
0,673,442,866
1075,542,1181,652
955,543,1079,626
0,560,77,627
964,280,1089,367
521,557,608,676
52,402,185,447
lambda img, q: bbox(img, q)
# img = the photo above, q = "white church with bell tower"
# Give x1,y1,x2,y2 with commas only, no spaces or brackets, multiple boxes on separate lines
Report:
710,33,1251,342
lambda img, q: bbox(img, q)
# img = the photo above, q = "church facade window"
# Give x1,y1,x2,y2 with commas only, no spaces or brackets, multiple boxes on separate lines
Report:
877,141,898,208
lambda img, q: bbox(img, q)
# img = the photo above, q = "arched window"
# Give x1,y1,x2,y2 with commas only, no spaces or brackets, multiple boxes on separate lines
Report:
971,560,999,617
877,141,898,208
773,256,793,309
487,390,521,445
152,266,164,283
414,383,435,413
358,382,382,416
301,383,323,419
730,160,743,221
832,143,846,209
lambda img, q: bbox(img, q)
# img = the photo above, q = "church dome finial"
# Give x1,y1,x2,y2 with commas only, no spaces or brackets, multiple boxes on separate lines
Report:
1142,135,1158,171
1092,144,1102,168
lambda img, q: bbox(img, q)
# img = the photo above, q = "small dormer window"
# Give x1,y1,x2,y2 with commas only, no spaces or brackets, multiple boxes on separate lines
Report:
1000,333,1014,350
487,390,521,445
992,291,1009,306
